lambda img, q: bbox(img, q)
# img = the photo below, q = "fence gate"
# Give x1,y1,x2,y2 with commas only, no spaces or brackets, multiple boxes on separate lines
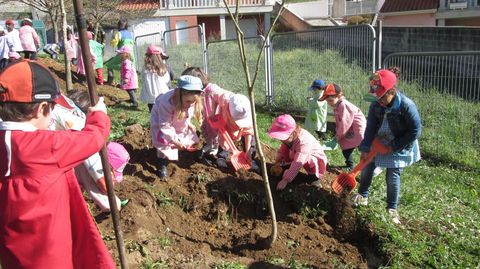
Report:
269,25,377,112
162,24,207,78
206,36,268,105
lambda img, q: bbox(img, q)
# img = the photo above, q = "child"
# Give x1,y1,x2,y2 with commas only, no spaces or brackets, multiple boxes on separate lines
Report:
305,79,328,140
105,19,135,85
182,67,257,170
141,44,171,112
0,60,115,268
319,83,366,171
87,31,105,85
118,45,139,107
18,18,40,60
50,90,129,213
351,69,421,225
268,114,328,190
0,26,13,70
65,25,78,66
150,75,204,180
76,31,96,84
5,19,22,55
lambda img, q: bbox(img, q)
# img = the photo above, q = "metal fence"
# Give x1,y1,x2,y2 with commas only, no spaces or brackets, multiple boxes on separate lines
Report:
383,51,480,163
206,36,268,105
134,32,163,72
162,24,207,77
269,25,377,112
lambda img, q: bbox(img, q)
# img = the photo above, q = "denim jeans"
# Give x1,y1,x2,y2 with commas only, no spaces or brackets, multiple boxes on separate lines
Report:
358,161,403,209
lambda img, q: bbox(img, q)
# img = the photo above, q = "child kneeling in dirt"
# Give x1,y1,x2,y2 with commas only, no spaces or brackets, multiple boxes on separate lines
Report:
182,67,257,170
268,114,328,190
50,90,129,213
150,75,204,180
0,60,116,268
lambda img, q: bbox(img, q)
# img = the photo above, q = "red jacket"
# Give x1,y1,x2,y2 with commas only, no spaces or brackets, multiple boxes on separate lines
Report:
0,111,116,269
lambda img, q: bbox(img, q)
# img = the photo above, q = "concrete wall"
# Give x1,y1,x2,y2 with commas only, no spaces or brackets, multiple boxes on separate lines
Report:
382,13,437,26
381,26,480,57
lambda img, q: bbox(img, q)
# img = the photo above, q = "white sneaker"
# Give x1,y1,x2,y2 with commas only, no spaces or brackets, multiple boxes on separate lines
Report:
373,167,383,177
351,194,368,207
387,208,401,225
311,179,322,188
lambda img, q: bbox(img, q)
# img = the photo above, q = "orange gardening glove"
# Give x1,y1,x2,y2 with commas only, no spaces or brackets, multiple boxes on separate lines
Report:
270,163,283,177
96,171,116,194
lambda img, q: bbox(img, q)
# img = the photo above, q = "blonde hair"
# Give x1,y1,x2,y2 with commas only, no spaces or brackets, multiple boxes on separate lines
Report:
173,88,203,126
144,54,167,76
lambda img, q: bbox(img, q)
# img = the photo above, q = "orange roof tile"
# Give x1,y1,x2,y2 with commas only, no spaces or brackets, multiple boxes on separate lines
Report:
117,0,159,11
381,0,438,13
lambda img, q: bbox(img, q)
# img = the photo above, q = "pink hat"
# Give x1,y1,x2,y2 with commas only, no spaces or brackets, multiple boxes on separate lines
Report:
116,46,131,54
267,114,297,140
86,31,93,40
107,142,130,183
146,44,168,57
369,69,397,98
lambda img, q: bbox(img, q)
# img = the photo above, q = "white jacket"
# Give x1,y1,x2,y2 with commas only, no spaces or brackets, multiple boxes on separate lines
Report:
140,69,171,104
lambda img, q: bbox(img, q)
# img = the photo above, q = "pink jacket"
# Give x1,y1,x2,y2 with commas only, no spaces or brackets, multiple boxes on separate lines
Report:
333,97,366,150
277,128,327,183
203,83,253,150
19,25,40,52
120,59,138,90
77,44,96,75
150,90,199,160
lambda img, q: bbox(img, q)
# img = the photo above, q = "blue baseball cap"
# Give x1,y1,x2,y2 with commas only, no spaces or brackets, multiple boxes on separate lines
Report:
309,79,326,90
176,75,203,91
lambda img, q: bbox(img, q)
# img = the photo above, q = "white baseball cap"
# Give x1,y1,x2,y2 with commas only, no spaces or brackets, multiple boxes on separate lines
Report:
228,94,252,128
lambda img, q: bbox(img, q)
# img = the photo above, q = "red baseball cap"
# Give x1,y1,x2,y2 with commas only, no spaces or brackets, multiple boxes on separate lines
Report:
319,83,342,101
369,69,397,98
0,60,60,103
146,44,168,58
5,19,15,25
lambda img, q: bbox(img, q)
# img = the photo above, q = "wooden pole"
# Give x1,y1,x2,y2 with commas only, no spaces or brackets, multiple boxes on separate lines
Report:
71,0,129,268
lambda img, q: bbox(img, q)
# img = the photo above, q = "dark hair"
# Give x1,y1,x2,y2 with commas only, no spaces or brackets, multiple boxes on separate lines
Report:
21,20,32,27
181,67,209,88
67,90,91,113
388,66,401,78
0,102,53,121
117,19,128,30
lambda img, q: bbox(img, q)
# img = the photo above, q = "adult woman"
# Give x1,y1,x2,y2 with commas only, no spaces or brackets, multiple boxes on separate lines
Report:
351,69,422,225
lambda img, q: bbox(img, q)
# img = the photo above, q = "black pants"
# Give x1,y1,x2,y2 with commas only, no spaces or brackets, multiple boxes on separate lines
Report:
126,89,138,106
342,148,355,169
22,51,37,60
148,104,154,112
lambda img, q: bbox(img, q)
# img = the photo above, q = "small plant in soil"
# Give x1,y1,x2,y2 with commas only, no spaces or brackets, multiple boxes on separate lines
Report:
212,261,246,269
191,172,211,183
157,236,171,250
155,192,173,207
299,202,326,221
141,258,168,269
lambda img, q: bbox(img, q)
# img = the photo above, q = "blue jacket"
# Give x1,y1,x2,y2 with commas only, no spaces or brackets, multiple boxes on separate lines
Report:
359,91,422,153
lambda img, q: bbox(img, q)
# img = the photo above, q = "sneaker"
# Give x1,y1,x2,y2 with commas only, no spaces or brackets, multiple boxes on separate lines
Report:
311,179,322,188
387,208,401,224
216,157,228,168
157,165,168,180
373,167,383,177
351,194,368,207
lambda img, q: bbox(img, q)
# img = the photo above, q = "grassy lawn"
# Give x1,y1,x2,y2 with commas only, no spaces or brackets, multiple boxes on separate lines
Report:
97,40,479,267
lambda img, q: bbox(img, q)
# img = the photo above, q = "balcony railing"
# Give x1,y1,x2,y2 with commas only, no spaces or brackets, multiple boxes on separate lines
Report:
442,0,479,9
160,0,269,9
345,0,378,16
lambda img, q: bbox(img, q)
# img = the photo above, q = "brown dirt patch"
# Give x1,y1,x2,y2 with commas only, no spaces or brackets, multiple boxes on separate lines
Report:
41,58,385,268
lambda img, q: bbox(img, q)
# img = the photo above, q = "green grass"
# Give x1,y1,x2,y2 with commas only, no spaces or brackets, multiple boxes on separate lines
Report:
101,43,479,267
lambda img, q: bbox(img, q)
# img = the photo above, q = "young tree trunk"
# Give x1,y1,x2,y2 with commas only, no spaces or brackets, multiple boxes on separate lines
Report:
223,0,285,248
60,0,73,91
52,19,59,44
